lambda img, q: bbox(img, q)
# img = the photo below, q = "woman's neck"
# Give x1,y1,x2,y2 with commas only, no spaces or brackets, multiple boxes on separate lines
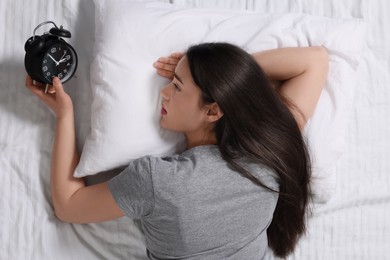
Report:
185,131,217,150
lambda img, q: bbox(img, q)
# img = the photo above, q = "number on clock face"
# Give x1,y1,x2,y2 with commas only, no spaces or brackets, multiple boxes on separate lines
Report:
42,43,76,83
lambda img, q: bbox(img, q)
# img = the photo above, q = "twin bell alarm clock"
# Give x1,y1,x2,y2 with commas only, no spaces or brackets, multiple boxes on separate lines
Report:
24,21,78,85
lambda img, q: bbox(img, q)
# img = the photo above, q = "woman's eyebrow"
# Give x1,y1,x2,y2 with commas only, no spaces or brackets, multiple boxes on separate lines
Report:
173,72,183,84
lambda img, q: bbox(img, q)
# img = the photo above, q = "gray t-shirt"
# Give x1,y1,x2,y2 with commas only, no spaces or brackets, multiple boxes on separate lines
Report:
108,145,279,259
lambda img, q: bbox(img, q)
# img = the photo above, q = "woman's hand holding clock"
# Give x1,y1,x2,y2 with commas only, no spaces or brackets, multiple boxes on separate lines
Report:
25,75,73,119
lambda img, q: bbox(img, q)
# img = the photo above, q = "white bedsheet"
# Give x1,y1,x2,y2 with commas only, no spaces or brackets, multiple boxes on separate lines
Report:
1,0,389,259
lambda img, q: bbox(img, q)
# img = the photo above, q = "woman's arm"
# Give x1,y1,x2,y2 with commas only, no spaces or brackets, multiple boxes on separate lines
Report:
154,47,328,129
252,46,329,129
26,76,124,223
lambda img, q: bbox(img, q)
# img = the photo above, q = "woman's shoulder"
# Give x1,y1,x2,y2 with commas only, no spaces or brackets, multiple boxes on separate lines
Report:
137,144,278,190
153,144,221,164
177,144,219,157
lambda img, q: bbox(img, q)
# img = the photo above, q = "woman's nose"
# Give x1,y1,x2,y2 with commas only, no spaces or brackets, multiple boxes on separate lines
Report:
160,84,170,100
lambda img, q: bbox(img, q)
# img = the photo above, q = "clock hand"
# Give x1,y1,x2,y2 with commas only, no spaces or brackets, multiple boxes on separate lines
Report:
59,57,68,63
58,50,67,63
48,54,59,66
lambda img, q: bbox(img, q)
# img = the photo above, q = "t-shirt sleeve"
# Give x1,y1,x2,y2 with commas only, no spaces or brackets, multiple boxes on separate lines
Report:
108,156,155,219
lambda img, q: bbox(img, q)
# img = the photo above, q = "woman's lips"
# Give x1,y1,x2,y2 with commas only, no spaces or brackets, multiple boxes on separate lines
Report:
161,106,167,115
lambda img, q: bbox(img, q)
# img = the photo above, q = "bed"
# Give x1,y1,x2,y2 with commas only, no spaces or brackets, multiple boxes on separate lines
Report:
1,0,389,259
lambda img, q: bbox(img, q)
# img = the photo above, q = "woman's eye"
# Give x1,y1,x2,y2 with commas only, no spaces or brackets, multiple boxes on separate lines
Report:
173,83,181,91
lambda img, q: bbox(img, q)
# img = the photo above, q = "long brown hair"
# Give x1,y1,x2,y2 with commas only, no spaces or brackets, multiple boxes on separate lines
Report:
186,42,312,258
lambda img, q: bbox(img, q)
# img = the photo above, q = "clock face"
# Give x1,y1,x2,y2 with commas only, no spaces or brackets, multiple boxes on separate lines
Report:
41,43,77,83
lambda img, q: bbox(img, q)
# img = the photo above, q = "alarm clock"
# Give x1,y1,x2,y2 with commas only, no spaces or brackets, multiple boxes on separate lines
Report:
24,21,78,85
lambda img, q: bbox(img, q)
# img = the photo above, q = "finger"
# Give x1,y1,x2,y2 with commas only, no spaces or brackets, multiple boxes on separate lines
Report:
25,76,59,110
25,75,44,90
170,52,184,59
25,76,55,101
47,85,56,94
153,62,177,72
52,77,65,95
25,75,33,87
34,81,45,88
156,69,174,80
27,84,57,108
157,57,181,65
25,76,46,96
25,75,35,91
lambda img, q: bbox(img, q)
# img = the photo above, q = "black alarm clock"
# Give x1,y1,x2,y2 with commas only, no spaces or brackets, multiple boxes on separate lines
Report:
24,21,78,85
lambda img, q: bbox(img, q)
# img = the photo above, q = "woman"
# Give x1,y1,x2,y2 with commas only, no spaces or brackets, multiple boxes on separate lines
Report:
25,42,328,259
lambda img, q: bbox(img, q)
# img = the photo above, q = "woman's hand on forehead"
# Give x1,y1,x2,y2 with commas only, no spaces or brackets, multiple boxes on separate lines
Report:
153,52,184,80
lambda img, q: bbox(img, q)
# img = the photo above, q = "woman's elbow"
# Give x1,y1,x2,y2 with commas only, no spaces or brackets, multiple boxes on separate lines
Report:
53,205,73,223
307,46,329,85
314,46,329,71
54,210,86,224
53,202,82,224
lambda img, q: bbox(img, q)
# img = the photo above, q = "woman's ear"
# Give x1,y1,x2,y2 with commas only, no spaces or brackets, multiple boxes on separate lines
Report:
205,103,224,123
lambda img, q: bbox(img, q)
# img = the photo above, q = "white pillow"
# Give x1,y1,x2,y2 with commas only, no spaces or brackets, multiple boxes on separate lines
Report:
75,0,365,202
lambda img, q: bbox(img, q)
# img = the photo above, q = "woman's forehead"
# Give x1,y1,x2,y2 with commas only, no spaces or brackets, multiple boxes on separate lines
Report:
175,56,193,84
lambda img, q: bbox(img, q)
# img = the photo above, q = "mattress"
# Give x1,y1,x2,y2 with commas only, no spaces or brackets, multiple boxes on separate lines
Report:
0,0,389,259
